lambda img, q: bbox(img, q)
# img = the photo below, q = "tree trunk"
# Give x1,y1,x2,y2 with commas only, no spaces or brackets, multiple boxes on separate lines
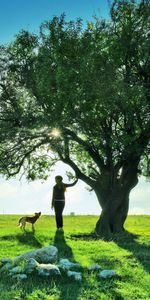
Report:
95,190,130,236
94,164,139,237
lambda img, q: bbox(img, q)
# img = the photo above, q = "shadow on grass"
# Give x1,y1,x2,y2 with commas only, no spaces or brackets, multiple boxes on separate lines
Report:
70,232,97,241
70,230,150,274
0,232,42,248
53,229,83,300
113,231,150,274
1,231,83,300
0,231,130,299
53,230,127,300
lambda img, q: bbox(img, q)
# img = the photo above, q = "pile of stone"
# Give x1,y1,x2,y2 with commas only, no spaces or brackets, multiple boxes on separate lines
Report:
0,246,118,281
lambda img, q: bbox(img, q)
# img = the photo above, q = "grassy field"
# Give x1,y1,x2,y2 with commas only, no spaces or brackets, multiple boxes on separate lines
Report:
0,215,150,300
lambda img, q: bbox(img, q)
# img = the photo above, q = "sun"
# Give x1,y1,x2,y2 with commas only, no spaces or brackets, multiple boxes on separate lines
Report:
51,128,61,137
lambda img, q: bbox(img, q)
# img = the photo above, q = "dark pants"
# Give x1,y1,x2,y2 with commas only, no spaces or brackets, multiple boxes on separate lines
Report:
54,201,65,229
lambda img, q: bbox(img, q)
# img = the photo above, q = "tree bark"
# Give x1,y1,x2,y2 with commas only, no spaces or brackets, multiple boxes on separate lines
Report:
94,163,139,237
95,191,130,236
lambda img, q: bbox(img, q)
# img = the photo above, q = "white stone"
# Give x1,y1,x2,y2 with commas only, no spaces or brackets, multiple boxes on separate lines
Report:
0,258,12,265
14,246,58,264
58,258,80,270
99,270,117,278
67,271,82,281
37,263,60,277
0,262,14,272
88,264,102,271
24,258,39,274
9,266,22,275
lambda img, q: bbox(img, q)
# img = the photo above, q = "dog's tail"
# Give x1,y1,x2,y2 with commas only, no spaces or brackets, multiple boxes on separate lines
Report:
17,218,22,227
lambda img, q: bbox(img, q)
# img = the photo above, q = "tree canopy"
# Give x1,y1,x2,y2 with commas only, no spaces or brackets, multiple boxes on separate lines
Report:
0,0,150,235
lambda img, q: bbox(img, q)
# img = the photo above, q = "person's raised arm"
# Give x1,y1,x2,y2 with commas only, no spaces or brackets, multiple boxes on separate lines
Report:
64,178,78,188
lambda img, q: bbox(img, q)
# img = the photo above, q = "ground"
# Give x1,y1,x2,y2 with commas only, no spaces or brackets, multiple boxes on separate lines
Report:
0,215,150,300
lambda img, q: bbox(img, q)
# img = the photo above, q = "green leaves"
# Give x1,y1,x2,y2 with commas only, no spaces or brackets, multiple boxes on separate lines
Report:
0,1,150,181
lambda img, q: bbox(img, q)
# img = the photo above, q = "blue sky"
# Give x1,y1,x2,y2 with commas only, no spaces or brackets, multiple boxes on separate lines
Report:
0,0,109,44
0,0,149,215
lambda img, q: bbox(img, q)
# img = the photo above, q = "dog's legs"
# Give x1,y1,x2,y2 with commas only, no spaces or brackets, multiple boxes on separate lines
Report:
32,224,35,232
19,222,24,230
18,217,26,231
22,220,26,231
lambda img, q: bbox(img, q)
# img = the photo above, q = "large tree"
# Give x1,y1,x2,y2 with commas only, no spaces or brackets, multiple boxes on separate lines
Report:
0,0,149,236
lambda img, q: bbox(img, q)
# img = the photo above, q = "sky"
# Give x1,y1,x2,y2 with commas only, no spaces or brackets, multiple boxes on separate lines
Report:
0,0,149,215
0,0,109,45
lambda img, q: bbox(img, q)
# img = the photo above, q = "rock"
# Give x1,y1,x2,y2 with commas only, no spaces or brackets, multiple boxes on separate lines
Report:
99,270,117,279
37,263,60,277
67,271,82,281
9,266,22,275
88,264,102,271
14,246,58,264
58,259,80,270
0,258,13,265
24,258,39,274
0,245,85,280
0,262,14,272
12,274,27,280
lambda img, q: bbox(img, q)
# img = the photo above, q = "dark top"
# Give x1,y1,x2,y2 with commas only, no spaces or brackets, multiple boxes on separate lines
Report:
52,180,78,201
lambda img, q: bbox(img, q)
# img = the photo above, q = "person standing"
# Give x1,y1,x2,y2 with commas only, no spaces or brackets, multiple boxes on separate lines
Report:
51,175,78,230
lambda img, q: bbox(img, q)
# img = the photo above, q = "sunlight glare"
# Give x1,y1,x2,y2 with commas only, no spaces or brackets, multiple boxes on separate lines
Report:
51,128,61,137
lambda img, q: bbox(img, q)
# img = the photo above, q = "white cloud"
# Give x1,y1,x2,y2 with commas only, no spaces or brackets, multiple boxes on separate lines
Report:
129,176,150,214
0,183,18,198
130,177,150,203
129,207,146,215
0,171,149,215
66,182,86,204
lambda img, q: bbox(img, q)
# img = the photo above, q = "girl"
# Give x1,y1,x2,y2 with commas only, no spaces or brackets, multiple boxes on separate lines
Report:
51,175,78,230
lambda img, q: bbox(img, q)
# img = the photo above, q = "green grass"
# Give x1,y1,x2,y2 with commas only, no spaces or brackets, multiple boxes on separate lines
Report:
0,215,150,300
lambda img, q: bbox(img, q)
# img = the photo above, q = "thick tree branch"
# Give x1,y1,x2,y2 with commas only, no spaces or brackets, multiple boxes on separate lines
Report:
55,144,96,187
62,127,105,170
62,156,96,188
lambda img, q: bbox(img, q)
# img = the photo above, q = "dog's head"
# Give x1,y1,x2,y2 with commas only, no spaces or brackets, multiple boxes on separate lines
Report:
35,212,41,217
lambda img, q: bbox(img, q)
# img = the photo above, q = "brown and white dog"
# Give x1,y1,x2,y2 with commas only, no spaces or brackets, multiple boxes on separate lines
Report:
17,212,41,231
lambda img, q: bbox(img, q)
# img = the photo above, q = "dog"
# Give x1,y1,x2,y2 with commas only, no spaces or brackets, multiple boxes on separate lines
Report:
17,212,41,231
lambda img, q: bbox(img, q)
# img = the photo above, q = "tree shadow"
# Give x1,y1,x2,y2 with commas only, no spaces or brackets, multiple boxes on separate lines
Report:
53,230,128,300
70,232,97,241
52,229,83,300
0,232,42,248
70,230,150,274
113,230,150,274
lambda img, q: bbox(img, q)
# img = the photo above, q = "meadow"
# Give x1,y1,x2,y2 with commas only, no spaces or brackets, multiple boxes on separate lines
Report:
0,215,150,300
